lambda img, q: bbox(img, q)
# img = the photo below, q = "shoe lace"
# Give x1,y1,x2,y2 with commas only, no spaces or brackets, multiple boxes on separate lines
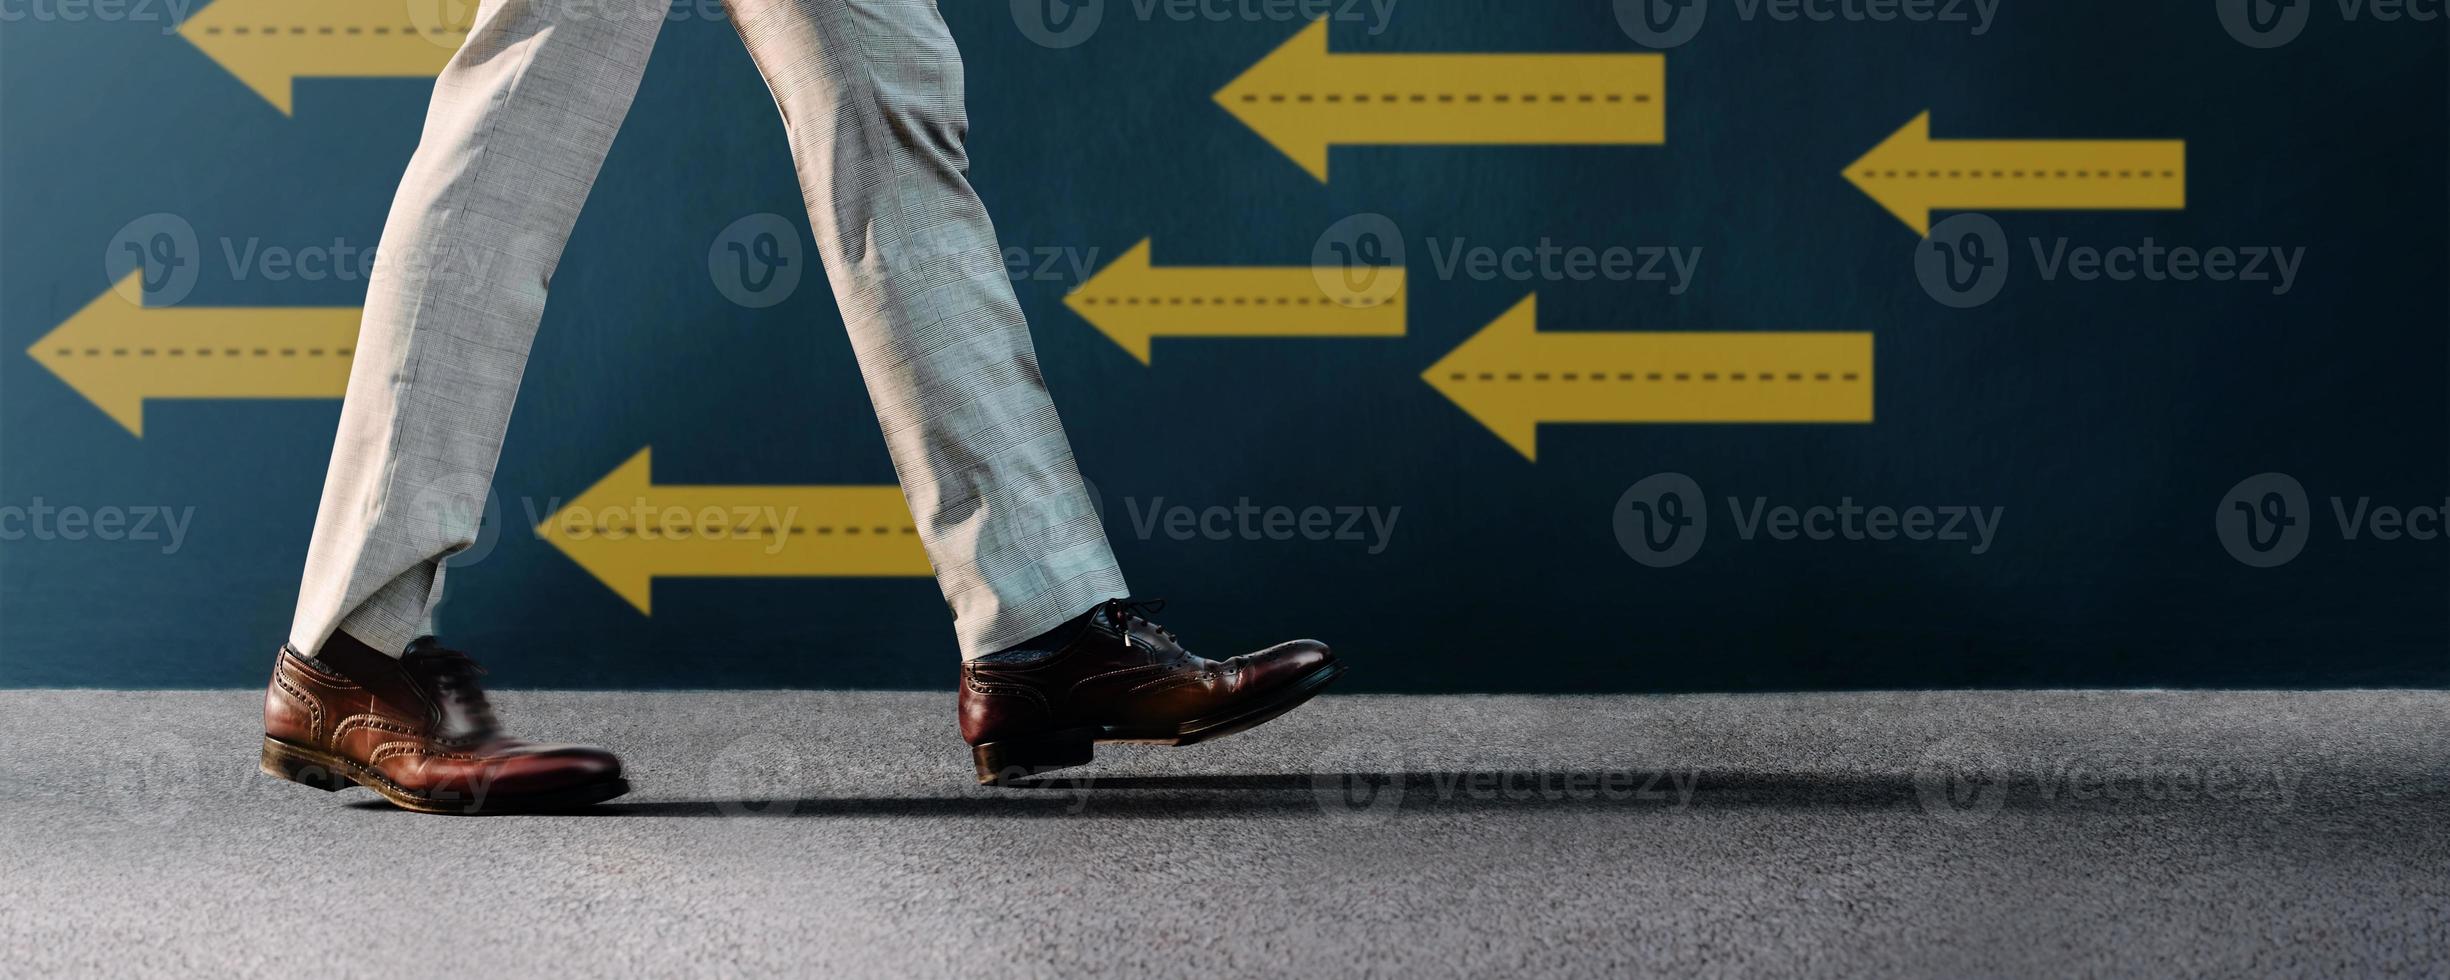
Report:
1108,598,1179,644
411,645,500,731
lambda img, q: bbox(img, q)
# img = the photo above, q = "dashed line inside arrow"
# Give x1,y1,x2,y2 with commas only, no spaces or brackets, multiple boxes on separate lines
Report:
1072,296,1397,307
52,348,354,358
1855,169,2178,180
197,26,470,36
574,524,920,539
1238,93,1650,105
1445,371,1862,383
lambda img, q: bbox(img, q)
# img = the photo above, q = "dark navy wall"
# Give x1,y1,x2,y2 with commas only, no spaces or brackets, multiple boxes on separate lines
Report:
3,1,2443,689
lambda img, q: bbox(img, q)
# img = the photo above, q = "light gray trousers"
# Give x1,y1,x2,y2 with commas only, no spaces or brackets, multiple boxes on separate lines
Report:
289,0,1126,661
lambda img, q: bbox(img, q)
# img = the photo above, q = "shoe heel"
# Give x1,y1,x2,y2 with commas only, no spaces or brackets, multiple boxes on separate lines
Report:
972,727,1097,785
261,737,354,792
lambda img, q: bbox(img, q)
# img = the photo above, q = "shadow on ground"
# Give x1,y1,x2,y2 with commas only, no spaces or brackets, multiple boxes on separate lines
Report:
329,767,2421,820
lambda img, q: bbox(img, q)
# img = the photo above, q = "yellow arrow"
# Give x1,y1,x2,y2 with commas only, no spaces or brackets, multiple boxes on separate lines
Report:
1215,19,1665,181
178,0,473,114
1844,111,2187,235
1423,296,1873,461
534,448,933,614
25,273,357,436
1063,239,1405,364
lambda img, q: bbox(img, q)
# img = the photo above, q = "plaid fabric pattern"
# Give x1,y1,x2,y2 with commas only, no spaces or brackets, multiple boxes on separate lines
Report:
289,0,1126,662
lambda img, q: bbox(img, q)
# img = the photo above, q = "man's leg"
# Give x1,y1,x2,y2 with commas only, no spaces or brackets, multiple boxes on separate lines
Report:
722,0,1342,781
288,0,666,658
261,0,664,815
723,0,1128,659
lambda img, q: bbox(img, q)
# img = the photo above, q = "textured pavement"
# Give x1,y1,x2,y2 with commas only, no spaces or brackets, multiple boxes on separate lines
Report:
3,689,2446,977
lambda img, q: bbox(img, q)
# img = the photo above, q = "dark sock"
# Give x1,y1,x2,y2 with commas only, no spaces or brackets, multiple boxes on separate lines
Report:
972,606,1100,664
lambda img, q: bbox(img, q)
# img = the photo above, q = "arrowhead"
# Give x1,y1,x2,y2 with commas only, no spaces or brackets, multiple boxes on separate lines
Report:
1422,294,1543,461
535,448,658,614
1844,110,1934,235
1214,19,1335,182
1064,239,1157,364
27,276,151,436
178,0,298,115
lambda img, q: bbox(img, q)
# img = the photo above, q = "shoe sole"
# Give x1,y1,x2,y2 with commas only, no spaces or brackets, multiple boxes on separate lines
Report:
261,736,631,815
972,660,1348,785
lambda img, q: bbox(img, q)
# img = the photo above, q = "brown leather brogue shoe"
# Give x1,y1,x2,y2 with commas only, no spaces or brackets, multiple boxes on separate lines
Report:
261,634,629,814
960,599,1344,784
